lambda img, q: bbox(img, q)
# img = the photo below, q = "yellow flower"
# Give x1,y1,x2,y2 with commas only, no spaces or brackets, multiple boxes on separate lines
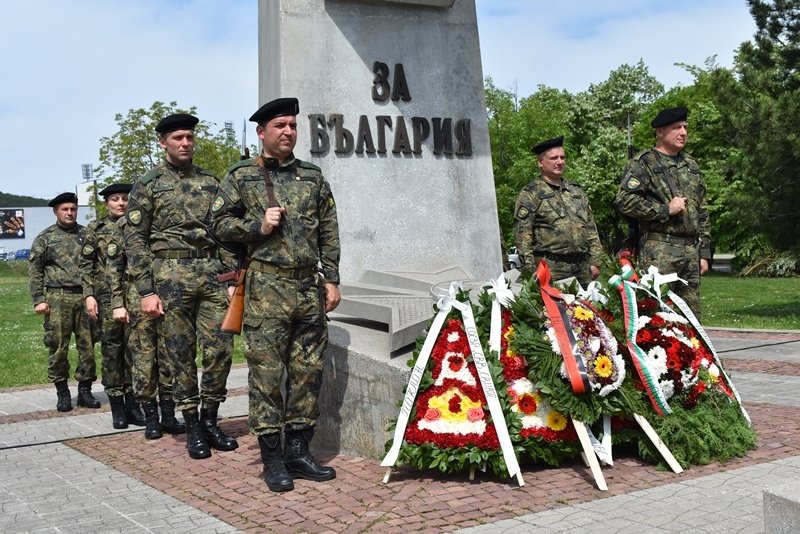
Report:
593,355,614,378
691,337,700,348
503,326,515,343
546,410,568,431
427,388,482,422
573,306,594,321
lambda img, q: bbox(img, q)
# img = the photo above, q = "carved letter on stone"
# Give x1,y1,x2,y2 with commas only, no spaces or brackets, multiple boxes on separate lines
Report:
432,117,453,155
375,115,393,154
356,115,376,154
309,113,329,154
328,114,354,154
410,117,430,155
455,119,472,156
391,63,412,102
372,61,391,102
392,116,412,155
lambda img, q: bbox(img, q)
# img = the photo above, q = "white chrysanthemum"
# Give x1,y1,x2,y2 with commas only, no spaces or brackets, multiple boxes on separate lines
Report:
659,378,675,400
434,351,477,386
509,377,535,396
419,418,487,436
447,330,460,343
657,311,688,324
636,315,652,329
680,368,699,389
707,363,720,378
646,346,669,376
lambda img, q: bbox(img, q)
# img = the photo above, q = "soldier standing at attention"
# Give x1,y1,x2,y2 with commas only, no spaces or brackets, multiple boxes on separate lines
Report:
107,214,186,439
211,97,341,493
80,183,145,429
614,107,711,318
514,136,603,287
30,192,100,412
125,113,238,459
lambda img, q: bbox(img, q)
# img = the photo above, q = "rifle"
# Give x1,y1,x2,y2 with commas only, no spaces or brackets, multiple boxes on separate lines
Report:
220,154,280,334
622,111,641,260
221,261,248,334
240,119,250,161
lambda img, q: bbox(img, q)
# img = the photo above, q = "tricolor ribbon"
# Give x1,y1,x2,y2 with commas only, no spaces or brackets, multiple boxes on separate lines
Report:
381,281,524,485
609,273,671,416
536,261,590,394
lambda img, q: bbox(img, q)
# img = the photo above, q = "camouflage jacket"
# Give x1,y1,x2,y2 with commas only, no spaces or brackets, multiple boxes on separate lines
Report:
513,176,603,269
614,148,711,259
29,222,86,306
211,154,340,284
79,215,121,299
105,218,127,310
124,159,232,297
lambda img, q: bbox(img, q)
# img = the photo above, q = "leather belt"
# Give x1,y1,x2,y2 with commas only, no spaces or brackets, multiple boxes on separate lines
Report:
153,250,213,259
249,261,318,279
46,286,83,294
535,251,587,264
646,232,698,245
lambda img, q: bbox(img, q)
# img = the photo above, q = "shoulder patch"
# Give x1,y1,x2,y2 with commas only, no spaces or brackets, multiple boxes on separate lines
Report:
622,173,642,191
211,195,225,213
139,168,162,185
128,210,142,226
82,244,94,257
515,205,530,219
297,159,321,172
107,243,118,257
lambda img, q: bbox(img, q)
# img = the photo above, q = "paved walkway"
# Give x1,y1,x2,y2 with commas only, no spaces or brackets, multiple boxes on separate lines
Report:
1,328,800,533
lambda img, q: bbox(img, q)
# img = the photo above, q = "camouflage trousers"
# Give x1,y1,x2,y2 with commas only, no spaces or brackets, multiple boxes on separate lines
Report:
43,290,96,383
243,271,328,435
533,257,593,288
154,258,233,412
126,283,175,402
639,239,702,320
94,293,131,396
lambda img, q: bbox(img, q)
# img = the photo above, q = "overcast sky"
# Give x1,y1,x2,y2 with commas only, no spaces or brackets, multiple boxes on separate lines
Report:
0,0,757,200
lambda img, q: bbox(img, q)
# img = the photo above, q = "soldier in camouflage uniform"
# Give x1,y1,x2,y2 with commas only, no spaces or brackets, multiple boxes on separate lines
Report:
125,113,238,460
514,136,603,287
211,98,341,493
107,215,185,439
29,192,99,412
80,183,145,429
614,107,711,318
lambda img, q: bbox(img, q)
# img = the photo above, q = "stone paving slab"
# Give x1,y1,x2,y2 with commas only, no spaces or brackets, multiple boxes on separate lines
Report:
0,442,238,534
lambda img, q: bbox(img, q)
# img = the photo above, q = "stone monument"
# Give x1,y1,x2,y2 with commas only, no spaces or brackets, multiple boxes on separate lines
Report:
256,0,500,457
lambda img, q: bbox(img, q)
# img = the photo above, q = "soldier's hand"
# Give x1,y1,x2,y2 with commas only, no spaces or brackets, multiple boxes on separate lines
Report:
668,196,686,216
700,258,710,275
85,296,99,321
141,294,164,318
260,206,286,235
324,282,341,313
113,307,130,323
590,265,601,280
34,302,49,315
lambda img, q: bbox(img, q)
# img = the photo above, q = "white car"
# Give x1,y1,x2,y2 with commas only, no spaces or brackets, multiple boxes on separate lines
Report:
507,246,520,270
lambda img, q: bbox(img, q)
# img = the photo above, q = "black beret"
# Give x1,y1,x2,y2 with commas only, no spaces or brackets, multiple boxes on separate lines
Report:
48,192,78,207
155,113,199,134
249,97,299,125
98,183,132,199
650,106,688,128
531,136,564,156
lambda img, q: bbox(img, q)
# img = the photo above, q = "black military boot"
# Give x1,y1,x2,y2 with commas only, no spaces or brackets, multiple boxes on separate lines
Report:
142,400,163,440
124,391,146,427
200,406,239,451
76,380,101,408
108,395,128,429
159,397,186,434
54,380,72,412
183,408,211,460
258,433,293,492
284,427,336,481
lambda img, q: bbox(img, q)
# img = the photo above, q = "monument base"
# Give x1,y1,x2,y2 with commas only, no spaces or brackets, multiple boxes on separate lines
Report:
313,318,414,459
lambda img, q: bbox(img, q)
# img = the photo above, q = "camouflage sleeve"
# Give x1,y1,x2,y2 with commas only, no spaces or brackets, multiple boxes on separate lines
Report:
106,223,126,309
79,221,99,299
614,159,670,223
513,185,539,273
124,182,156,297
586,202,604,267
210,170,267,245
28,232,47,306
696,171,712,260
317,175,340,284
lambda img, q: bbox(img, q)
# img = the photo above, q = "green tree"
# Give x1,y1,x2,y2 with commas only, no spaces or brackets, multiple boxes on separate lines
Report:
92,101,240,217
710,0,800,259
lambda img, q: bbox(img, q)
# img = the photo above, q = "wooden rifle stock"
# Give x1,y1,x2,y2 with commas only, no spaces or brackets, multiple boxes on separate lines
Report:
221,266,247,334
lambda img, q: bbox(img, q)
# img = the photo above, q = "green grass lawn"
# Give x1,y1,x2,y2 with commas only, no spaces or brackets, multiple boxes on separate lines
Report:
1,262,797,388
